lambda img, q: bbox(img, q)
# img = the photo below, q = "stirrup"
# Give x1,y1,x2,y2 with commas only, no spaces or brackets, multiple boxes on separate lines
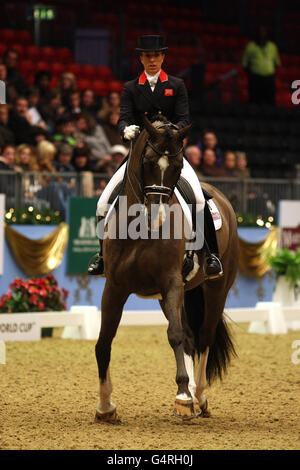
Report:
204,254,223,280
87,253,105,277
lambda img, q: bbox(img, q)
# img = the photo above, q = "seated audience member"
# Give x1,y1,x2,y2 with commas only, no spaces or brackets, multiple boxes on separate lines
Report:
185,145,202,178
58,72,77,107
34,70,52,102
219,151,238,177
14,144,39,172
0,104,15,147
98,91,121,123
72,145,93,172
0,144,16,170
103,111,128,147
36,140,57,173
29,126,51,146
81,89,99,118
93,155,118,179
3,48,26,97
110,144,128,166
199,129,223,166
0,63,17,104
201,149,223,177
53,114,77,149
39,88,64,133
73,112,111,161
235,151,250,178
27,87,47,128
8,96,33,144
67,91,82,115
53,143,75,172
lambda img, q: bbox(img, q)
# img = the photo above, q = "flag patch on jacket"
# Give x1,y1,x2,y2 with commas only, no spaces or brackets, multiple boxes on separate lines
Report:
164,88,174,96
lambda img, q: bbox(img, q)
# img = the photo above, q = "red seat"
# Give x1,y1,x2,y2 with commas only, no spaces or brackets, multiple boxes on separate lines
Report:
40,47,56,62
92,79,108,96
19,59,35,76
10,43,25,56
50,62,66,76
56,47,73,63
25,45,40,60
0,43,6,58
77,78,92,90
67,63,81,76
107,80,123,93
0,29,15,44
49,76,59,88
95,66,113,80
35,61,51,72
81,64,96,79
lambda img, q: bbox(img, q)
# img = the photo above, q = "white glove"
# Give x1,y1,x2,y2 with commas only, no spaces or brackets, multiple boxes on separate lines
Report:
124,125,140,140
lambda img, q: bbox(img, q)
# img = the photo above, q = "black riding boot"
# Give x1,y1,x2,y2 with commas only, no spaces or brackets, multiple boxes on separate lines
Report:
203,202,223,279
87,217,105,276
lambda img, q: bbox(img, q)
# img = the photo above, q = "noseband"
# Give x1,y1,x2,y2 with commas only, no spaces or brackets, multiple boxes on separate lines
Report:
142,124,184,202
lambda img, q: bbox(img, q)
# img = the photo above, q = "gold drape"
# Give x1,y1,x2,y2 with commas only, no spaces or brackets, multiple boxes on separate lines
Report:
238,226,279,278
5,222,69,277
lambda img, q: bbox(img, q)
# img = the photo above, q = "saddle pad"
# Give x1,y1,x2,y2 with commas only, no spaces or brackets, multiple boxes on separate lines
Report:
207,199,222,231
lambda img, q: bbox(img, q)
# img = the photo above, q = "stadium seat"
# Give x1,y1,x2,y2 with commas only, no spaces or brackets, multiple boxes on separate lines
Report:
107,80,123,93
0,29,15,44
56,48,73,63
95,66,113,80
92,80,108,96
10,43,25,56
77,78,92,90
35,61,51,72
25,45,40,60
40,47,56,62
14,30,32,45
50,62,66,76
19,59,35,76
67,63,81,75
81,64,96,79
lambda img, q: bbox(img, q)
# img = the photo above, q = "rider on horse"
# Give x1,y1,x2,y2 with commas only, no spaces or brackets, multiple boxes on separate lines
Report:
88,35,223,279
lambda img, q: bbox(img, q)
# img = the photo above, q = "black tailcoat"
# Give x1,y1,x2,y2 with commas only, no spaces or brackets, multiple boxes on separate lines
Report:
118,69,190,138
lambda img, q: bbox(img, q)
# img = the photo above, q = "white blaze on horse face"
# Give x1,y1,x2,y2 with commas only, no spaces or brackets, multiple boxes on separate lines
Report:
151,154,169,231
195,347,209,406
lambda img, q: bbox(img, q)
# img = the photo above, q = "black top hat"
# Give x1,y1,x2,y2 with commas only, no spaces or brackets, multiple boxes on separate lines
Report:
136,35,168,53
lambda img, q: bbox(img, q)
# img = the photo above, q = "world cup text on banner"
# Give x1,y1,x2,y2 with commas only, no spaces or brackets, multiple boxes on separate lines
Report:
0,314,41,342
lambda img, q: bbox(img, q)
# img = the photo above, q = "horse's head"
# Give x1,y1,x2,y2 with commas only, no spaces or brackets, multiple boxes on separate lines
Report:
142,115,192,230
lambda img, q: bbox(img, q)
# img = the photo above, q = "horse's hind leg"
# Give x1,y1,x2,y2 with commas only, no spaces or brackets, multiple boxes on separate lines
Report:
160,280,200,420
95,282,128,424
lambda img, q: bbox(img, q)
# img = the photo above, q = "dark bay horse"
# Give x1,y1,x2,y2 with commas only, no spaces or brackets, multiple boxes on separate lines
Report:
95,116,239,422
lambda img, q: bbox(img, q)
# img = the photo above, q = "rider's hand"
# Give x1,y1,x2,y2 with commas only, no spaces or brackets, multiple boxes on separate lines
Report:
124,125,140,140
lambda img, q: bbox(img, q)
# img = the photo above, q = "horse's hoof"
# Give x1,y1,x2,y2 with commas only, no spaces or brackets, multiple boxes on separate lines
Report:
174,398,201,420
94,408,120,424
200,399,211,418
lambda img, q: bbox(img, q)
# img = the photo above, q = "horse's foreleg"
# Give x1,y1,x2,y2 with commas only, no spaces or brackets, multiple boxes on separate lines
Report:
95,283,128,424
160,282,200,420
195,347,210,416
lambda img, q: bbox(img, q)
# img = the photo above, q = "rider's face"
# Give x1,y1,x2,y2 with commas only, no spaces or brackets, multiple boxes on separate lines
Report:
140,51,165,76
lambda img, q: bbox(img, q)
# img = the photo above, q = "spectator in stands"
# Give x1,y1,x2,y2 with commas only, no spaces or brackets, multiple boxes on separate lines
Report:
235,151,250,178
36,140,57,173
67,91,82,115
0,63,16,104
219,151,238,177
29,126,50,146
0,144,16,170
8,97,33,145
72,145,93,172
58,72,77,107
39,88,64,133
98,91,121,123
3,48,26,97
73,112,111,161
53,143,75,173
201,149,223,177
242,25,281,106
81,88,99,118
34,70,52,102
102,111,128,147
0,104,15,147
199,130,223,166
185,145,202,178
26,87,47,129
53,114,77,149
110,144,128,166
14,144,39,172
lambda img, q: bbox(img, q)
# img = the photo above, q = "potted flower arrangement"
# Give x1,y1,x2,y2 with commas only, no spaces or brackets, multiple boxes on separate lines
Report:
0,275,69,336
265,247,300,305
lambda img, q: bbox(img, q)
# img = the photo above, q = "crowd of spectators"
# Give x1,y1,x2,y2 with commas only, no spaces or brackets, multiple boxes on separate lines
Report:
0,46,251,211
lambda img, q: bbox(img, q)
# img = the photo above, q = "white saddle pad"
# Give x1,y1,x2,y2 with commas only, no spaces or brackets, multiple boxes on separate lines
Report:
207,198,222,231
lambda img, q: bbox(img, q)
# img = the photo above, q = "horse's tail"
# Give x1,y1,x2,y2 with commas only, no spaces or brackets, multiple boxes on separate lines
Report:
183,284,236,384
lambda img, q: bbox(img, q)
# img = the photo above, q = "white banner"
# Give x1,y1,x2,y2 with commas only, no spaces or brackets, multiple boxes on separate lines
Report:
0,194,4,275
0,314,41,342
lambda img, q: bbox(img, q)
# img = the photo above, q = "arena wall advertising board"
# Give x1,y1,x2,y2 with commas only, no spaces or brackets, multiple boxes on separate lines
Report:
67,197,99,274
279,200,300,251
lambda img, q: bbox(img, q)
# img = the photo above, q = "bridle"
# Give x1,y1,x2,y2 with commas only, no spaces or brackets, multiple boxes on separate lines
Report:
126,123,184,205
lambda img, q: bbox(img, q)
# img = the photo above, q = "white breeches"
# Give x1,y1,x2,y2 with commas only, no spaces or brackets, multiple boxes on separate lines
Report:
96,158,205,217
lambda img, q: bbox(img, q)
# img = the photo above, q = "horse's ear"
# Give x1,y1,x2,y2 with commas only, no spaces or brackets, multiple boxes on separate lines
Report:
143,114,159,140
176,123,193,141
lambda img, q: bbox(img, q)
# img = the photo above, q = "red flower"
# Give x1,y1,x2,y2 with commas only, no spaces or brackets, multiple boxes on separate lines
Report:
28,286,38,294
37,301,45,311
29,294,39,305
